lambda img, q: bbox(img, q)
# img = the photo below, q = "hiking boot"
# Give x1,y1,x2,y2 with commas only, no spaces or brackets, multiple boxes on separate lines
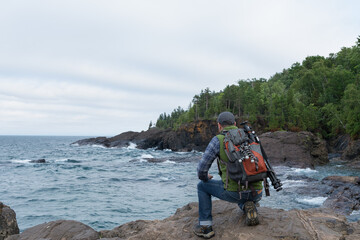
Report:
244,201,259,226
193,225,215,239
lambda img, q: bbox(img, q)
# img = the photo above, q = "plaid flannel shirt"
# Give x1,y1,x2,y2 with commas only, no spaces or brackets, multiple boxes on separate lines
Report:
197,136,220,181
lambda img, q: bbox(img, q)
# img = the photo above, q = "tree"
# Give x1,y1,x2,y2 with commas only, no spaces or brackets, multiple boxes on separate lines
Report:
342,83,360,138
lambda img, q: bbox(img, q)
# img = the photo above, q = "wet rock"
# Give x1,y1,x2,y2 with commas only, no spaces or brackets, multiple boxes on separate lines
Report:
0,202,19,240
29,159,46,163
321,176,360,215
259,131,328,168
8,220,99,240
74,137,111,148
99,200,360,240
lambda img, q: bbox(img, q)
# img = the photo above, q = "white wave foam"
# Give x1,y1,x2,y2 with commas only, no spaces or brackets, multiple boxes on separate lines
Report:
127,142,137,149
140,154,154,159
176,151,188,155
91,144,107,149
296,197,327,206
291,167,318,174
163,160,176,164
11,159,31,164
70,143,79,147
55,158,69,162
282,180,306,187
351,210,360,216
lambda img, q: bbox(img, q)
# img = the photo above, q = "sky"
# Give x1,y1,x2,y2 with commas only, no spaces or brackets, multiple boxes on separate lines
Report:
0,0,359,136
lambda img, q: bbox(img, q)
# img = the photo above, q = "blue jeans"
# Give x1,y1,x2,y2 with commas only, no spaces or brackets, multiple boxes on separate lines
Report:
197,179,262,226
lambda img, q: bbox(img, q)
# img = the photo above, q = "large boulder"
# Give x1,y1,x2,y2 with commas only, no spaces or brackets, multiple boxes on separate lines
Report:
0,202,19,240
259,131,328,168
7,220,99,240
99,200,360,240
342,139,360,169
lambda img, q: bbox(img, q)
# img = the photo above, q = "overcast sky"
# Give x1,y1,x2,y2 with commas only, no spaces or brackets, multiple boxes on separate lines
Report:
0,0,359,136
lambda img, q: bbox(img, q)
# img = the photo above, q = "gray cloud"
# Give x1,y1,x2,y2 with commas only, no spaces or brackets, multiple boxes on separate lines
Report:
0,0,359,135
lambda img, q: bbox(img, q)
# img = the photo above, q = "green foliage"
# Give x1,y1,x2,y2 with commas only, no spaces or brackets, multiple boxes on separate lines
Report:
342,83,360,138
154,37,360,138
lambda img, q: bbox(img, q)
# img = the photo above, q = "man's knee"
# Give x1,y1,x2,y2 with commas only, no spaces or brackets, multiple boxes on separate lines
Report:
197,180,205,191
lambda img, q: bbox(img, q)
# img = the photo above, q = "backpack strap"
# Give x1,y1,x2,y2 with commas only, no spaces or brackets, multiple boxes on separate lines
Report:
216,157,222,177
218,157,230,189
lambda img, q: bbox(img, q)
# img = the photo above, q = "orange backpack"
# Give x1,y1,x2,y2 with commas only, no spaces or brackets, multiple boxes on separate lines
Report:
221,128,268,189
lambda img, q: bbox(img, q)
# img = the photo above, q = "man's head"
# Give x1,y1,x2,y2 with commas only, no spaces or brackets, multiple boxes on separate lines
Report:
217,111,236,131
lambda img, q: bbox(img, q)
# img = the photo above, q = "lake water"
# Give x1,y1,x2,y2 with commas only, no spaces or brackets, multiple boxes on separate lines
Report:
0,136,359,232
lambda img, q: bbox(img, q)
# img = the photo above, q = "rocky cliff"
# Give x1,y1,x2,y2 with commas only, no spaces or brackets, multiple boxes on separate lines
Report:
74,120,360,169
74,120,218,152
73,120,329,168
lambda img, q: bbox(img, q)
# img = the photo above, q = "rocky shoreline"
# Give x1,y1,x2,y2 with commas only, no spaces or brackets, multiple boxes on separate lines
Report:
73,120,360,169
2,122,360,239
2,175,360,239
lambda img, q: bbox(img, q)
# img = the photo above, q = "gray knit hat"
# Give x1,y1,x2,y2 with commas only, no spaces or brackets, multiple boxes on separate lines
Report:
217,111,235,125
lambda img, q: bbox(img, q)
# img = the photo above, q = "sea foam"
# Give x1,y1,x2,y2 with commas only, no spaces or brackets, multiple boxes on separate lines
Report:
127,142,137,149
296,196,327,206
291,167,318,174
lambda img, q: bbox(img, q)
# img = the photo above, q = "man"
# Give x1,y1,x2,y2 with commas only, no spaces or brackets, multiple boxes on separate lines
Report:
193,111,263,239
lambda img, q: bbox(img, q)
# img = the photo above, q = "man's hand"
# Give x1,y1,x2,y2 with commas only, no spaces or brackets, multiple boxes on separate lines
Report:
208,174,213,180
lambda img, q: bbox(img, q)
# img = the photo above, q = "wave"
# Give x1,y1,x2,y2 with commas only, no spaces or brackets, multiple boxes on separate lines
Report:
11,159,32,164
291,167,318,174
281,179,306,187
55,159,82,163
163,160,176,164
176,151,188,155
127,142,137,149
296,196,327,206
140,154,154,159
351,210,360,216
91,144,107,149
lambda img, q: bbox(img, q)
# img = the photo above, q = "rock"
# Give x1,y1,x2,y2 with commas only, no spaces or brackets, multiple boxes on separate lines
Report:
0,202,19,240
328,135,360,169
29,159,46,163
321,176,360,215
8,220,99,240
72,120,219,152
73,137,111,148
99,200,360,240
73,122,329,168
259,131,328,168
342,139,360,168
4,195,360,240
323,176,360,185
328,134,351,153
275,175,360,216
